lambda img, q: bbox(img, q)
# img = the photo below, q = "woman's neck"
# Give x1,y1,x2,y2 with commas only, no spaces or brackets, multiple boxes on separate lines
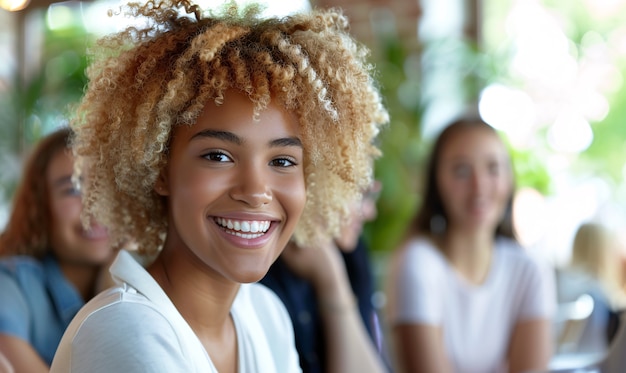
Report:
436,228,495,285
147,245,240,373
147,246,240,338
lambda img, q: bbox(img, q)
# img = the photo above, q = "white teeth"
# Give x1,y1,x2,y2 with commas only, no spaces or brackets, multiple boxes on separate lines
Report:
241,221,250,232
216,218,270,234
225,231,264,239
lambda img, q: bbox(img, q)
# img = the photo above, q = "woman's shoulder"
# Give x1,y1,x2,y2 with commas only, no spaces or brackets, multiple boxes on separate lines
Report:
387,235,449,285
394,235,444,263
59,284,187,356
495,237,540,265
52,284,194,373
495,237,552,283
0,255,44,276
0,255,48,293
495,236,523,250
76,284,173,326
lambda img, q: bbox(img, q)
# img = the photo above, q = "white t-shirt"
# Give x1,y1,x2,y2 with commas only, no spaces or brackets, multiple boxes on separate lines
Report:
50,250,302,373
385,237,556,373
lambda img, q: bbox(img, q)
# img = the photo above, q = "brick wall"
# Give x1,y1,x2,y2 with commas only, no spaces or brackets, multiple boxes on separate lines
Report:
312,0,422,52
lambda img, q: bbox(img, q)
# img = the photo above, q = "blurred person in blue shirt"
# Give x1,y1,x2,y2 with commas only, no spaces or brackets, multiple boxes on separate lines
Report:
261,180,390,373
0,128,115,372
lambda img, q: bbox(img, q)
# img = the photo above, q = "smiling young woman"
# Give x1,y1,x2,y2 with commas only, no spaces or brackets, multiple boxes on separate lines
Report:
48,1,388,372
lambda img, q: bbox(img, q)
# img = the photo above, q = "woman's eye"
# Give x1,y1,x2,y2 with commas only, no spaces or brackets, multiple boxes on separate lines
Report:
453,165,471,178
62,187,82,197
488,163,501,175
203,151,231,162
270,157,297,168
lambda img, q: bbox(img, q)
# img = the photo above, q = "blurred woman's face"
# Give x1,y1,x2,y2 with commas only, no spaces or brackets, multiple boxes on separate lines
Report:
335,181,380,253
47,149,113,266
436,127,512,234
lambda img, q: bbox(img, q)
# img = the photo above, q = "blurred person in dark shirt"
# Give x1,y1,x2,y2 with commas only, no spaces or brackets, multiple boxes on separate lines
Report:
261,181,389,373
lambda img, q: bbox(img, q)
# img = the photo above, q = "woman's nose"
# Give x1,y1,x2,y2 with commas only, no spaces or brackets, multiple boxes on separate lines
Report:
466,169,481,191
229,166,273,207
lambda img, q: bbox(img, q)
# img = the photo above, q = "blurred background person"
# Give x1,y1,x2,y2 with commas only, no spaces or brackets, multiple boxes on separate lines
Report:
554,221,626,355
567,222,626,310
0,127,115,372
261,180,389,373
385,117,556,373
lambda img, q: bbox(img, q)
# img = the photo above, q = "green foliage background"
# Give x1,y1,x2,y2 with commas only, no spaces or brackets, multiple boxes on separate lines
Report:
0,10,92,203
363,0,626,254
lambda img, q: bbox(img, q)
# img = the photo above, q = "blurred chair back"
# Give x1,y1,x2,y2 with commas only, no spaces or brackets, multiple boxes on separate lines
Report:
555,293,596,354
541,309,626,373
598,309,626,373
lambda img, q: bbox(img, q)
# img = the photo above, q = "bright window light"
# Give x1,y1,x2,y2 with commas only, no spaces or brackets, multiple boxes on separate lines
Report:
478,83,536,147
547,112,593,153
83,0,311,35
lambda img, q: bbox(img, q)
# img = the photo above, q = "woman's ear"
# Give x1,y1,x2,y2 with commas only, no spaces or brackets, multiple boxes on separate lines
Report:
154,169,170,196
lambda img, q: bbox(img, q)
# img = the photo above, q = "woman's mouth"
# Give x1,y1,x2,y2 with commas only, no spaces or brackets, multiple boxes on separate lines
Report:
81,224,109,240
214,217,271,239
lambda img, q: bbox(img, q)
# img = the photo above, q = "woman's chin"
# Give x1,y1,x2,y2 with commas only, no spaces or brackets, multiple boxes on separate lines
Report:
229,266,271,284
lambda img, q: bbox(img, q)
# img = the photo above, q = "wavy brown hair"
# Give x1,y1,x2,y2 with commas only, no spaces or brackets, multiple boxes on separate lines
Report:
0,128,73,258
71,0,389,255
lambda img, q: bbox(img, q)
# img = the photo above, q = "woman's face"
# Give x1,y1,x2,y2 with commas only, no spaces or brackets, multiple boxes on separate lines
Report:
335,181,380,253
436,126,512,234
158,89,306,283
47,149,113,266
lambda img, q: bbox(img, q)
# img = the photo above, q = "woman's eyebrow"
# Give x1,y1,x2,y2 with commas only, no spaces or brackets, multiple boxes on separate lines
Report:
191,129,302,148
270,137,302,148
191,129,242,145
53,175,74,188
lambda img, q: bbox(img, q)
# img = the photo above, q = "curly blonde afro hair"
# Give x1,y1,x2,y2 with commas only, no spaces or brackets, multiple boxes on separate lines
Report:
71,0,389,255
